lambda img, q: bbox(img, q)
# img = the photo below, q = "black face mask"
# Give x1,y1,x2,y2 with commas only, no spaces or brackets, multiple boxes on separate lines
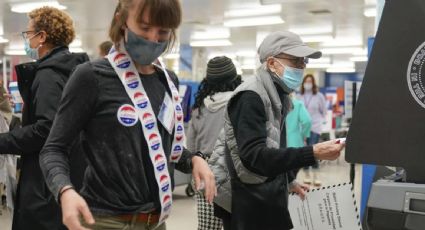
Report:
124,28,168,65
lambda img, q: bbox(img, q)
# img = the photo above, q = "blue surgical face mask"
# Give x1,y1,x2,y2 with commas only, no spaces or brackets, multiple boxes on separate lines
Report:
274,59,304,91
124,28,168,65
23,32,41,60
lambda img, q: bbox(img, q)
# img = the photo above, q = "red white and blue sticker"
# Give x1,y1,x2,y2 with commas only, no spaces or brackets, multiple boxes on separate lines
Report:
107,42,185,224
117,104,138,127
134,92,148,109
113,53,131,69
124,71,139,89
149,133,161,151
142,112,155,130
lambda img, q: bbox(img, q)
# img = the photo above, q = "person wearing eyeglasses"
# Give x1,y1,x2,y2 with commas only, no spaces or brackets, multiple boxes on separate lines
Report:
0,7,89,230
210,31,345,230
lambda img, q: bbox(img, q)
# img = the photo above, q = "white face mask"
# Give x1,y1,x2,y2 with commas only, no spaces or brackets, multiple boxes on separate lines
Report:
304,82,313,91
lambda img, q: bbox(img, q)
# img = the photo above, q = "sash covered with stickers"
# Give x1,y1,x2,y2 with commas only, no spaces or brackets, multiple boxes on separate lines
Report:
107,41,185,224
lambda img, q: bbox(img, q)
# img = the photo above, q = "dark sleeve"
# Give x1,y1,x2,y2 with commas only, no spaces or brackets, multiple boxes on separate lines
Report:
175,147,194,174
228,91,316,177
39,63,98,201
0,68,63,155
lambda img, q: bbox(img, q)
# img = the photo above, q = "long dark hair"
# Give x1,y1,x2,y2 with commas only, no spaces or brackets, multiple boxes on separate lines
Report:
301,74,318,95
193,75,242,114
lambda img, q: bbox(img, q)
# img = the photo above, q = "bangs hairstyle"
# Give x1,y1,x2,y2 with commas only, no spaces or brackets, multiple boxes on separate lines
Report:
109,0,182,50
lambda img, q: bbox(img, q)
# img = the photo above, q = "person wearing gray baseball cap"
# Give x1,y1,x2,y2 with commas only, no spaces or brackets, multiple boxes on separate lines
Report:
210,31,345,230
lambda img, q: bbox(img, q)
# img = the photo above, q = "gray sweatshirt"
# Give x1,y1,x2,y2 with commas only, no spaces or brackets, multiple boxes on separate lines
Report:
187,92,232,156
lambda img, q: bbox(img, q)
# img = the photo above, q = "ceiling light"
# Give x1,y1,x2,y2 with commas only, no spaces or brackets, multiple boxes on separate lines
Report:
289,26,333,35
326,67,356,73
241,65,257,70
5,49,25,56
191,29,230,40
236,50,257,57
0,37,9,43
10,1,67,13
301,35,333,43
364,7,376,17
224,16,284,27
321,38,363,47
321,47,365,55
224,4,282,18
190,39,232,47
306,63,332,69
308,57,331,64
350,56,368,62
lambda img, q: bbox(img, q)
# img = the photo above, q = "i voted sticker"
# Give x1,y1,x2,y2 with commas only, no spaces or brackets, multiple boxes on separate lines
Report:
117,104,138,127
134,92,148,109
142,113,155,130
124,71,139,89
149,133,161,151
114,53,131,69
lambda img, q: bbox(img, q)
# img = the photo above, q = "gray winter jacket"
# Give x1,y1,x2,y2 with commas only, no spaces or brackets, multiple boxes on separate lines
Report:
209,69,291,212
187,92,232,156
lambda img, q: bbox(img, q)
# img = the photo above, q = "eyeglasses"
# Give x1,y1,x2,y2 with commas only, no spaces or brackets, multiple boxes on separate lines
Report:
21,30,39,40
274,55,309,65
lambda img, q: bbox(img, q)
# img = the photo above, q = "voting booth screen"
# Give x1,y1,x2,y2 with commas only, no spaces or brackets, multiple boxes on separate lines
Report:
346,0,425,183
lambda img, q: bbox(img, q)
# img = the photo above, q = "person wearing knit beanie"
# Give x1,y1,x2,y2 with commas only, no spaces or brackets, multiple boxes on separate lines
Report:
188,56,242,230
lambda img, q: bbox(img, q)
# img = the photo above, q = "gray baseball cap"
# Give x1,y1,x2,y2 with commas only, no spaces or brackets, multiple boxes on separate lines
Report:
258,31,322,63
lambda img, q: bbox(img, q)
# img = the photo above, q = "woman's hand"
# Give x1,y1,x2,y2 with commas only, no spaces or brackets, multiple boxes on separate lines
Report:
60,186,95,230
191,156,217,204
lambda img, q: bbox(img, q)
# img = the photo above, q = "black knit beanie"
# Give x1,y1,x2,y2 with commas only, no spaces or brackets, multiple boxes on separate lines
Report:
206,56,238,84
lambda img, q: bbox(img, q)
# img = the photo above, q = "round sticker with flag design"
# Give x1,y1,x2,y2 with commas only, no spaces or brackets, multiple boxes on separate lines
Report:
124,71,139,89
117,105,138,127
149,133,161,151
114,53,131,69
134,92,148,109
142,113,155,130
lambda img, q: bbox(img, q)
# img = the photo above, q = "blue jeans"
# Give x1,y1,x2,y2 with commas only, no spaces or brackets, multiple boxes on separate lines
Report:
306,132,320,169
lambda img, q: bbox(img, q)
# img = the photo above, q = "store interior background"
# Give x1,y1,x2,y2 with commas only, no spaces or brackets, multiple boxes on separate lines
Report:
0,0,385,229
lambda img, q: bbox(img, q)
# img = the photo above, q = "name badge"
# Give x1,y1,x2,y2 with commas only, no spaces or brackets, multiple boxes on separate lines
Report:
158,93,175,134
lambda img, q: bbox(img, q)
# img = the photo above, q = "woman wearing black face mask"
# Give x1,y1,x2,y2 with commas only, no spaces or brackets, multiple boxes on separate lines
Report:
39,0,216,230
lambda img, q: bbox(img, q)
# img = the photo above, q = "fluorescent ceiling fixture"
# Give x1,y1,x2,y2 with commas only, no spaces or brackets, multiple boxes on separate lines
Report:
224,4,281,18
0,37,9,43
163,53,180,59
236,50,257,57
332,62,355,68
10,1,67,13
289,26,333,35
306,63,332,69
224,16,284,27
191,29,230,40
364,7,376,17
321,38,363,47
5,49,25,56
301,35,333,43
308,57,331,64
321,47,365,55
326,67,356,73
190,39,232,47
350,56,368,62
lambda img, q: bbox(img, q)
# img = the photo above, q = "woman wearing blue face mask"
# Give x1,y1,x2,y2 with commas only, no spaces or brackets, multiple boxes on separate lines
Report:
39,0,216,230
0,7,89,230
210,31,345,230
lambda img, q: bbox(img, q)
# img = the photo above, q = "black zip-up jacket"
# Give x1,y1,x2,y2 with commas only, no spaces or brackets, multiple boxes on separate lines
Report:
40,58,194,215
0,46,89,230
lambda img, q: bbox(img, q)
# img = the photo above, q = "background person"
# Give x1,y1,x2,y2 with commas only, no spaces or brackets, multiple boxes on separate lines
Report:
187,56,242,230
